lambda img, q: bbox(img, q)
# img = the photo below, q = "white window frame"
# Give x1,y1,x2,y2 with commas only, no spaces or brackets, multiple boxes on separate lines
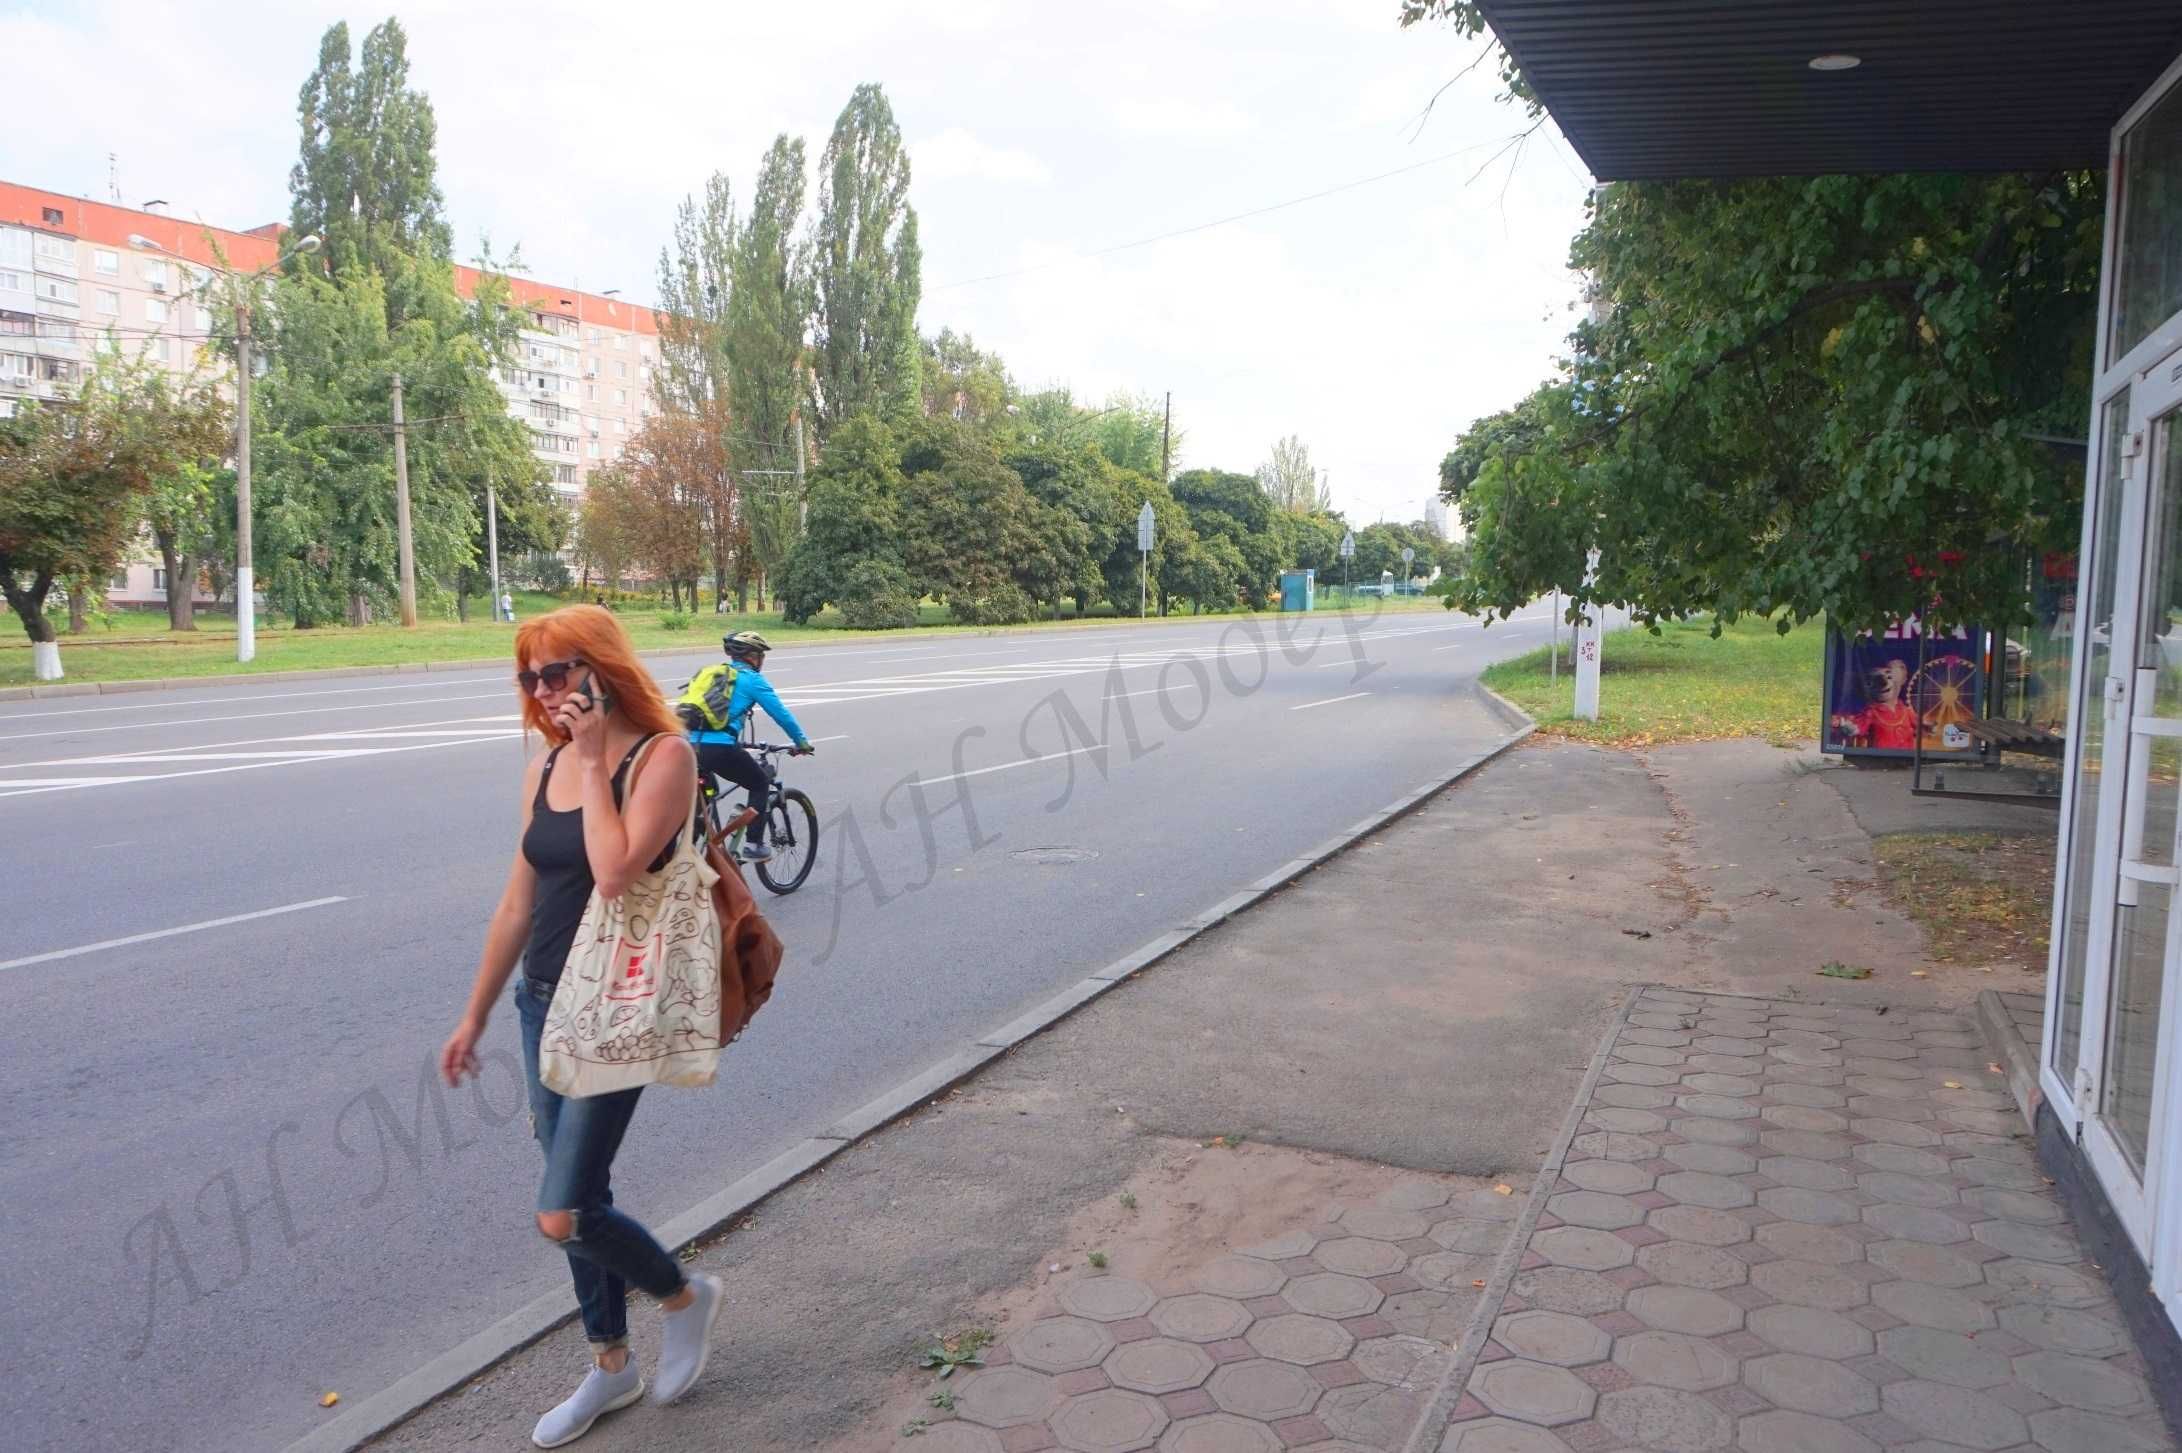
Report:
94,249,118,276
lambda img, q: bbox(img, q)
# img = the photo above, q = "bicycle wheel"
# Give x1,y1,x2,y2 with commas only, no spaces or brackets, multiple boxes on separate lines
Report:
755,788,819,894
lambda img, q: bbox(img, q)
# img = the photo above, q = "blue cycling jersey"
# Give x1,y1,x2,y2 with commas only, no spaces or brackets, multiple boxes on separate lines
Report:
689,665,807,747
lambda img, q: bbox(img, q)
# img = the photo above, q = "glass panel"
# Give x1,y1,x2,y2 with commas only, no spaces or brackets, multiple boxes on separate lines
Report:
2104,415,2182,1168
2056,391,2132,1083
2113,81,2182,364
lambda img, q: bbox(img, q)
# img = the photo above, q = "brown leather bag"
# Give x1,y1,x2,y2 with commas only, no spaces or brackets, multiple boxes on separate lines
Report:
705,813,784,1042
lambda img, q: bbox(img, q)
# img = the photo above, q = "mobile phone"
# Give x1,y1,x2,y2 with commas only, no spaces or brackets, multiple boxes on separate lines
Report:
581,672,611,715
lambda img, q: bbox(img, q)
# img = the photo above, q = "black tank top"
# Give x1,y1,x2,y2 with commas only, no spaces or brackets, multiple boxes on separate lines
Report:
522,736,665,988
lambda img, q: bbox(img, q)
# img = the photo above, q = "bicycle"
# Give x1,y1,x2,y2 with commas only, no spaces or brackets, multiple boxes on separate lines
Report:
699,741,819,895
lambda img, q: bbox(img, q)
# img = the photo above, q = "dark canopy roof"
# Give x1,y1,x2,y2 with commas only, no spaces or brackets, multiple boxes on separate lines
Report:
1474,1,2182,180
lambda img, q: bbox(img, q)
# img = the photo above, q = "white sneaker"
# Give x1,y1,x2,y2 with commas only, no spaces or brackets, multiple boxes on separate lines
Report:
532,1360,644,1448
651,1273,723,1404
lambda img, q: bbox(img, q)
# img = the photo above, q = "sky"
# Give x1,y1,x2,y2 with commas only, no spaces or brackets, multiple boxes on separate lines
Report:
0,0,1594,529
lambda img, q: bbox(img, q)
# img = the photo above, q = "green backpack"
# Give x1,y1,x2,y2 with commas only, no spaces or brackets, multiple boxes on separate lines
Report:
675,662,739,732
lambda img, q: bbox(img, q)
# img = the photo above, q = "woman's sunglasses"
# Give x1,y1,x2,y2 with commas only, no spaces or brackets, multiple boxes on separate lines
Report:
518,658,585,693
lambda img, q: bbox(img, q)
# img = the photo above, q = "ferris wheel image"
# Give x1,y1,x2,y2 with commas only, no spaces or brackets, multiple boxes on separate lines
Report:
1910,651,1980,750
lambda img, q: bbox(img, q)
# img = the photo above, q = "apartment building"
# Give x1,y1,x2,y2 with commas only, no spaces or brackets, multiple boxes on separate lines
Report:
0,181,654,604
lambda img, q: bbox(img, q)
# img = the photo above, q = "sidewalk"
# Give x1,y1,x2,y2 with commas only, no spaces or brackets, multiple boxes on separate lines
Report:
363,736,2170,1453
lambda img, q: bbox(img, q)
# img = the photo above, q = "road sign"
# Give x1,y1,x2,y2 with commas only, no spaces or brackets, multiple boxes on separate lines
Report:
1339,531,1355,559
1400,546,1415,565
1137,501,1156,553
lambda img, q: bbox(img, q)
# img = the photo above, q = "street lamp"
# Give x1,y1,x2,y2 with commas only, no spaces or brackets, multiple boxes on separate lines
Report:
134,230,321,658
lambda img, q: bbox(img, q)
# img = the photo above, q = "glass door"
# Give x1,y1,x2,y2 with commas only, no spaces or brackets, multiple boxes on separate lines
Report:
2083,353,2182,1253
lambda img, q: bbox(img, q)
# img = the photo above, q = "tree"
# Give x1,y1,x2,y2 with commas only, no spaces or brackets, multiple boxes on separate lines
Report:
921,329,1014,427
617,410,726,610
1008,439,1125,617
1256,434,1328,514
130,357,237,631
0,354,229,675
897,419,1060,626
1171,467,1280,608
653,171,736,420
289,18,452,285
776,414,915,626
1090,392,1177,479
1100,473,1195,617
810,84,921,440
575,466,638,595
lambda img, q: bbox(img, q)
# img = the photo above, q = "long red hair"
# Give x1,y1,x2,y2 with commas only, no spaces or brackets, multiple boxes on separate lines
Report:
513,605,682,744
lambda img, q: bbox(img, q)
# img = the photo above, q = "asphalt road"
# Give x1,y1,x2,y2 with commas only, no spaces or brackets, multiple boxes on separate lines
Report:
0,603,1575,1451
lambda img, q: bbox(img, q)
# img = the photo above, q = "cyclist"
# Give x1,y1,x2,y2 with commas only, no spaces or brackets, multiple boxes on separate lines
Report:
676,630,813,862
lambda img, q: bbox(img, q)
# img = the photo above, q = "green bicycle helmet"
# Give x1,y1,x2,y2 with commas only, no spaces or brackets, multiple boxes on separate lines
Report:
722,629,772,660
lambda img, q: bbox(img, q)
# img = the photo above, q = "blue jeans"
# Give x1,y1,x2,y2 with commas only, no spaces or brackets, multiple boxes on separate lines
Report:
515,976,687,1345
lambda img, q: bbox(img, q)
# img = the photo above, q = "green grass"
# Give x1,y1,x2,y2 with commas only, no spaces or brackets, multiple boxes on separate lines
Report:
1481,615,1822,747
2,590,1448,688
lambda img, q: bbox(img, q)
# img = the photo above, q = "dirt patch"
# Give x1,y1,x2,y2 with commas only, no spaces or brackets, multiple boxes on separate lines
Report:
811,1137,1497,1453
1873,831,2054,977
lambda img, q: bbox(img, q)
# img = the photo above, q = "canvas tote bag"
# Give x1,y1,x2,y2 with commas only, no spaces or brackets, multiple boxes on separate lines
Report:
539,736,724,1096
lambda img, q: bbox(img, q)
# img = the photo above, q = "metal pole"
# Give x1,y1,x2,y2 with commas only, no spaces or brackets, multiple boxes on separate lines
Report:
392,371,417,627
235,304,256,663
1159,391,1171,482
487,484,501,619
1140,550,1147,619
793,414,808,529
1551,587,1560,686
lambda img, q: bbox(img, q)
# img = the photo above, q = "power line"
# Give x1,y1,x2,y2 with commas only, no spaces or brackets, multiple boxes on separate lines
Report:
929,138,1515,292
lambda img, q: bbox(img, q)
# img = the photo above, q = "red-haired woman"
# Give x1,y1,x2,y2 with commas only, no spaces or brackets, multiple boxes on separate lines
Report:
439,605,722,1446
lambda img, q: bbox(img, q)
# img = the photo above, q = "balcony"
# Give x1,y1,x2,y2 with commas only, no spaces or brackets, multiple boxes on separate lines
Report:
32,334,83,360
34,295,80,318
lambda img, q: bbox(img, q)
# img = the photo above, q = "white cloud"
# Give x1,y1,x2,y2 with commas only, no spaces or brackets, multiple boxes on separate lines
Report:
914,129,1051,186
1107,96,1254,138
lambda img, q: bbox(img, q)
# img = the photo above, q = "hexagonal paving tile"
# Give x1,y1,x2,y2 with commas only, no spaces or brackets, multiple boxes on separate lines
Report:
1665,1142,1757,1175
1412,1251,1495,1291
1150,1294,1252,1343
1657,1171,1755,1210
1635,1238,1747,1289
1194,1256,1287,1299
1750,1258,1869,1311
1313,1236,1407,1277
1756,1187,1859,1225
1753,1220,1863,1264
955,1366,1063,1429
2026,1407,2173,1453
1852,1117,1943,1148
1590,1106,1670,1134
1874,1327,2009,1389
1052,1387,1170,1453
1061,1277,1160,1322
1881,1378,2028,1450
1493,1309,1611,1366
1744,1352,1879,1415
1206,1357,1320,1420
1626,1284,1743,1335
1105,1337,1216,1395
2011,1350,2151,1413
1646,1204,1752,1246
1431,1217,1509,1254
1546,1190,1645,1230
1868,1240,1983,1288
1245,1313,1353,1365
1971,1218,2081,1263
1014,1316,1119,1374
1747,1303,1874,1359
1674,1116,1759,1147
1611,1329,1738,1390
1768,1082,1849,1109
1758,1155,1855,1191
1736,1409,1880,1453
1855,1170,1957,1208
1284,1272,1382,1320
1595,1385,1734,1452
1337,1207,1428,1240
1863,1202,1969,1244
1354,1332,1449,1388
1869,1280,1995,1334
1438,1415,1574,1452
1984,1258,2105,1306
1963,1184,2063,1223
1997,1303,2128,1356
1471,1357,1597,1427
1681,1071,1761,1096
1561,1158,1655,1194
1239,1230,1318,1261
1510,1266,1625,1316
1377,1179,1453,1212
1760,1130,1854,1160
1532,1225,1635,1270
1597,1081,1676,1110
1156,1411,1281,1453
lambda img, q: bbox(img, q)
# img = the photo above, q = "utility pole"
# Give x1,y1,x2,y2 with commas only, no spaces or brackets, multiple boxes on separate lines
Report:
487,485,502,620
1159,391,1171,482
235,305,257,662
391,371,417,627
793,414,808,530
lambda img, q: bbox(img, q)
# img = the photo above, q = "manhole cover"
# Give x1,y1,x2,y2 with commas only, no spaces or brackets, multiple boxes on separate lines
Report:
1011,846,1099,865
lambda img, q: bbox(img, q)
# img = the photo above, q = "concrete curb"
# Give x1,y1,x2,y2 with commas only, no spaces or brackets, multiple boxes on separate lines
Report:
288,690,1535,1453
0,605,1457,703
1975,988,2044,1133
1403,983,1647,1453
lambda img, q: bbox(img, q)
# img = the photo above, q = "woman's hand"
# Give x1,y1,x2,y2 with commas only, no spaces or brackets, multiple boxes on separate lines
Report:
556,688,607,764
440,1014,485,1088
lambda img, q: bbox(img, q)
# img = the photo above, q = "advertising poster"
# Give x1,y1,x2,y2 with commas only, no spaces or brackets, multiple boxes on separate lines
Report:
1823,621,1987,758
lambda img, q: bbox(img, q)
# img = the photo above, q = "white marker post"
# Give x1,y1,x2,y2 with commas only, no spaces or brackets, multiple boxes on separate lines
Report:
1573,547,1603,721
1137,501,1156,618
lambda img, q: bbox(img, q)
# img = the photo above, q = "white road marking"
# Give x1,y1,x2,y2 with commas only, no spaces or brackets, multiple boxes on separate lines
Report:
916,743,1111,786
1291,692,1372,711
0,896,350,972
0,690,510,743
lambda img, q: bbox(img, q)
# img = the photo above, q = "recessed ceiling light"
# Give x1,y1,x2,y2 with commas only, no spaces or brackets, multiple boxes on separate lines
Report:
1809,53,1861,71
